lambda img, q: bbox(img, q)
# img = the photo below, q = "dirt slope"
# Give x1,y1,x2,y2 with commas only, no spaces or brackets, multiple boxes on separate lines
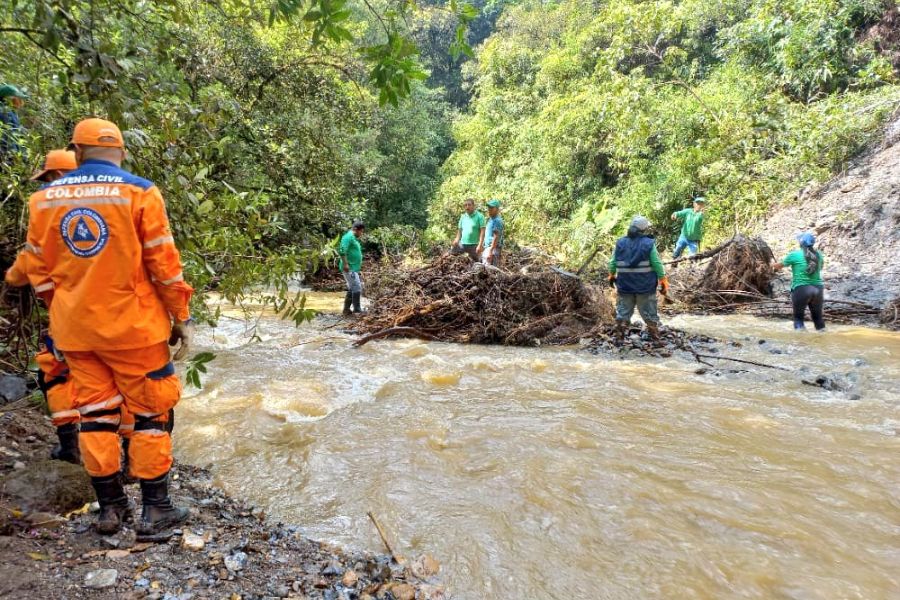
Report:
762,113,900,308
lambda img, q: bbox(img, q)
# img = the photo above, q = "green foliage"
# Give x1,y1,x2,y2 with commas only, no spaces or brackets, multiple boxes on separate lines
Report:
434,0,900,265
0,0,470,330
184,352,216,389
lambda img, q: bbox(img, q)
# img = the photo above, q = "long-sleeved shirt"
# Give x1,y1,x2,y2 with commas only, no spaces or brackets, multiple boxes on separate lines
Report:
672,208,705,241
20,159,192,350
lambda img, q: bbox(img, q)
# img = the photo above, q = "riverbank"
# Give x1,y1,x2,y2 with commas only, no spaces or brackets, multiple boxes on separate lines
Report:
0,403,447,600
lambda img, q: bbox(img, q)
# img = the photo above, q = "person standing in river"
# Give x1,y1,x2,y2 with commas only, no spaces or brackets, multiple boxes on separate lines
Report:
451,198,485,261
773,232,825,331
340,221,365,316
19,118,194,538
482,199,504,267
670,196,707,258
608,215,669,342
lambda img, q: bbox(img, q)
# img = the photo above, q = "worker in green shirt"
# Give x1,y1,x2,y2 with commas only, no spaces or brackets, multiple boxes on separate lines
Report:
450,198,486,261
607,215,669,342
772,232,825,331
670,196,707,258
482,199,504,267
339,221,365,316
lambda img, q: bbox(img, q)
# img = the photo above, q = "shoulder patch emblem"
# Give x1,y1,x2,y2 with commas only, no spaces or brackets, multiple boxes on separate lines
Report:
60,207,109,257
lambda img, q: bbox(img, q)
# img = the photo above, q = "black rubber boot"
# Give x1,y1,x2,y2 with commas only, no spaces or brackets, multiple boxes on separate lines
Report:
50,423,81,464
352,292,365,315
136,473,189,540
343,291,353,316
91,474,134,535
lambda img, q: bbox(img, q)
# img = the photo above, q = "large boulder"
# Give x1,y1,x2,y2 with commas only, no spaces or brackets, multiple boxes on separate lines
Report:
0,374,28,404
1,460,95,513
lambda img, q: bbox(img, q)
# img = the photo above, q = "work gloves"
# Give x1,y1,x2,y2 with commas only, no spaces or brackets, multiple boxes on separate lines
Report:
607,274,616,288
169,319,194,361
658,276,670,295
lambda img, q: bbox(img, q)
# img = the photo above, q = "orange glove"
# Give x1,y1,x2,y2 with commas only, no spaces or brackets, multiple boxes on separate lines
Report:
607,273,616,288
658,276,670,295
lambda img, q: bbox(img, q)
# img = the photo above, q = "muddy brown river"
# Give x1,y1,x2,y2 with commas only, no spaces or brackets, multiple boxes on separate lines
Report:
177,294,900,599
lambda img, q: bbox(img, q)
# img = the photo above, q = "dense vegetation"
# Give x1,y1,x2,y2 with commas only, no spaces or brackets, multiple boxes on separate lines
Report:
0,0,476,324
433,0,900,263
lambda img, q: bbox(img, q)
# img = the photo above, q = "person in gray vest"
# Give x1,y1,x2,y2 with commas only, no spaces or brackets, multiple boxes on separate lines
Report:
607,215,669,341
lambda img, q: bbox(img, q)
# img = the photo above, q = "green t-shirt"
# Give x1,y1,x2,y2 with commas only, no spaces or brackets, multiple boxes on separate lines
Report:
457,211,486,245
782,248,824,289
339,230,363,272
674,208,705,241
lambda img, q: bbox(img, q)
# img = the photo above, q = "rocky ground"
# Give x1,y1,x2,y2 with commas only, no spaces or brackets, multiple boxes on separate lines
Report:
763,112,900,308
0,402,447,600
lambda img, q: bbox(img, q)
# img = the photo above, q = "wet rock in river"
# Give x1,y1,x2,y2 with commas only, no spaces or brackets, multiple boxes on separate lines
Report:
410,554,440,580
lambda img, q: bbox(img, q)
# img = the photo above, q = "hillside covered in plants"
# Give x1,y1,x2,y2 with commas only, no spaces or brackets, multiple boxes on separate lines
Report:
433,0,900,262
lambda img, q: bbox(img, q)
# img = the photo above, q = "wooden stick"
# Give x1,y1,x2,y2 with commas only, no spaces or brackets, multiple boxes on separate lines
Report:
367,511,405,565
693,353,790,371
353,326,437,347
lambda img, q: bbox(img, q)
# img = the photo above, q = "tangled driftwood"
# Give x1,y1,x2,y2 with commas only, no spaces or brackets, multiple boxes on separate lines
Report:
351,254,614,346
880,297,900,330
668,235,776,307
666,235,886,325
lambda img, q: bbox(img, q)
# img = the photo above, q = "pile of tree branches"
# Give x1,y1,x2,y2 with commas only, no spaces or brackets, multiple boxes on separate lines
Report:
350,254,614,346
665,235,887,325
668,235,777,307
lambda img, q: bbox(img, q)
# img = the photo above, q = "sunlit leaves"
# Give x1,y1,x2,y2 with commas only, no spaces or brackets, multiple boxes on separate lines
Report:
364,34,428,106
184,352,216,389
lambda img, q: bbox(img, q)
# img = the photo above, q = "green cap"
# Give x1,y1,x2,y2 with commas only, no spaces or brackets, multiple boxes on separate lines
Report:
487,199,501,208
0,84,28,99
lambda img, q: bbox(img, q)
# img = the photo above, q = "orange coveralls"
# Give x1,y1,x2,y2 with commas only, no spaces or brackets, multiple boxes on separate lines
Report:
22,158,192,479
4,253,78,428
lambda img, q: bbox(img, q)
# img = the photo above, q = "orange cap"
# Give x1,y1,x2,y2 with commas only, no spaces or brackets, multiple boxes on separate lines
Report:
31,149,78,181
69,118,125,148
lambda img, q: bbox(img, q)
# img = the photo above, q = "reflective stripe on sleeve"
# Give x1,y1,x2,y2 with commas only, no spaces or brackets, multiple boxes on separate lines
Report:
34,282,55,293
156,273,184,286
24,243,42,255
143,235,174,249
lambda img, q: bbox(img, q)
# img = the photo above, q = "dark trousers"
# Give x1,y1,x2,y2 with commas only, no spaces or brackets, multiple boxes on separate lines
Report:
451,243,479,261
791,284,825,330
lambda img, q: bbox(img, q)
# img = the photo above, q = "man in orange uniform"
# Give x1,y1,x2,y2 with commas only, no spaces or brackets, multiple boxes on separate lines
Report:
21,118,194,537
5,149,81,463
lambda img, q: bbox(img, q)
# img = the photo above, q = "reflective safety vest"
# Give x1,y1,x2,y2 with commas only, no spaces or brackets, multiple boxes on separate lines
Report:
21,159,192,351
613,235,658,295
